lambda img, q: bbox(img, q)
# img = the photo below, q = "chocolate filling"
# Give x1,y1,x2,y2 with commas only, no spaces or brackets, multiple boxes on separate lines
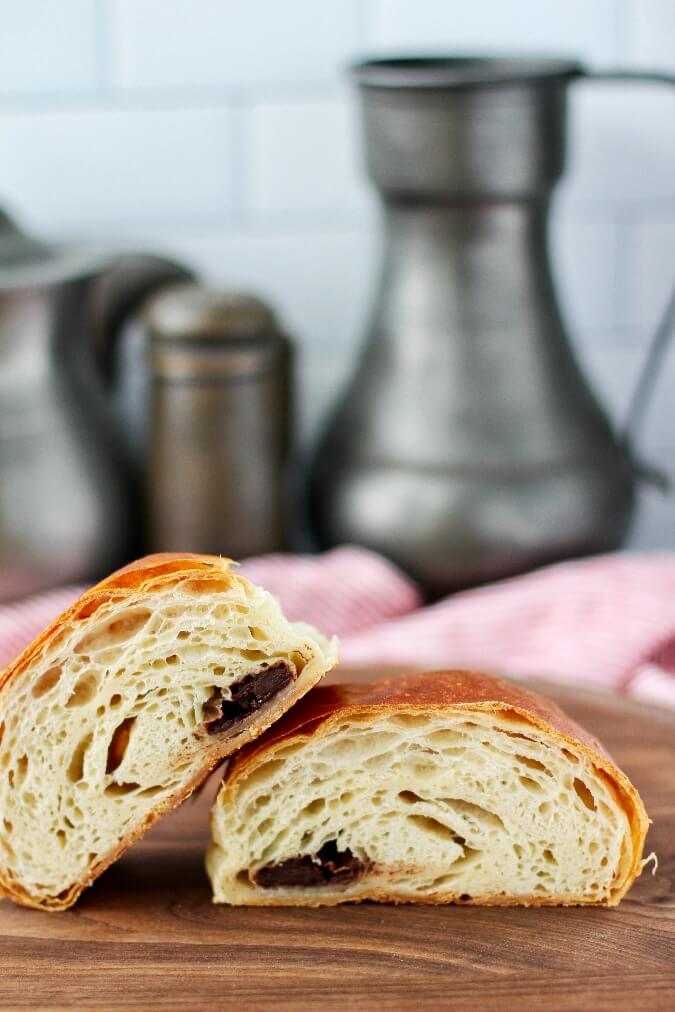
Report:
252,840,369,888
205,661,293,734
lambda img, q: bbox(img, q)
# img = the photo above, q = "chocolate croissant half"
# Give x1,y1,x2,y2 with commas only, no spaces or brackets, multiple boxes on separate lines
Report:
0,553,337,910
208,670,649,907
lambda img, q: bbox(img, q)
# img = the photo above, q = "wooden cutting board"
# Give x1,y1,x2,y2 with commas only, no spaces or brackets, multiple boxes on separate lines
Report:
1,671,673,1011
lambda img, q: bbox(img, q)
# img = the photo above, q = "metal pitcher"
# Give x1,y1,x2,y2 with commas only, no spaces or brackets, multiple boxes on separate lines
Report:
311,57,675,597
0,208,191,599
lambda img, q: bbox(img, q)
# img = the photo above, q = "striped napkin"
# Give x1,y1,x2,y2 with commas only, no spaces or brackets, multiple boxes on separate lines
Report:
1,547,674,707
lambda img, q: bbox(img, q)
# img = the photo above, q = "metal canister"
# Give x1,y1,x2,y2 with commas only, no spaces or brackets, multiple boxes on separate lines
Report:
144,283,292,558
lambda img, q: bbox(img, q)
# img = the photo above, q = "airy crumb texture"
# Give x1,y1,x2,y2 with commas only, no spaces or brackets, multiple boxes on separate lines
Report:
208,671,648,907
0,554,337,911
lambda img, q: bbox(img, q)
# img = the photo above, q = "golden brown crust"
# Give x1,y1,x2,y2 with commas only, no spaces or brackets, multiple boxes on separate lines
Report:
0,553,231,697
220,670,650,907
0,553,334,912
208,887,624,909
225,670,612,774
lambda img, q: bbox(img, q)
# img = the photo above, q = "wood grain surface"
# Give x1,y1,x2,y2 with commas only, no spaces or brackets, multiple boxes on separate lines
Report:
0,671,673,1011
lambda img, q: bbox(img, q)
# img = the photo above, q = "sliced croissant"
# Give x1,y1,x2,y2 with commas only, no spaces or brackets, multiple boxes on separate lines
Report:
208,670,648,907
0,553,337,910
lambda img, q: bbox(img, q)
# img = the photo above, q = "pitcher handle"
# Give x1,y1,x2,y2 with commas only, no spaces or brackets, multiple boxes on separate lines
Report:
91,253,193,387
576,69,675,478
88,253,194,493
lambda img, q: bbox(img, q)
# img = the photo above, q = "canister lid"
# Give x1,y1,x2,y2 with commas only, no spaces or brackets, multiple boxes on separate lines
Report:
144,283,283,342
145,283,290,380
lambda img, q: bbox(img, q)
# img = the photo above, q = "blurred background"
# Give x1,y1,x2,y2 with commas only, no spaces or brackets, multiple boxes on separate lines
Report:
1,0,674,600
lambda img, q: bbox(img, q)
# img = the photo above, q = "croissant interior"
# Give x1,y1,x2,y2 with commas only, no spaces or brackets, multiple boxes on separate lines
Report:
0,564,336,910
208,702,644,907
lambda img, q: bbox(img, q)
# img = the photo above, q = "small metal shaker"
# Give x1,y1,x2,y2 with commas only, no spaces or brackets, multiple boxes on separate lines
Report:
144,284,292,558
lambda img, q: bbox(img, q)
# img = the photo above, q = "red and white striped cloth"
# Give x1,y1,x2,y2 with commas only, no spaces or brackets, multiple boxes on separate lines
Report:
1,547,674,707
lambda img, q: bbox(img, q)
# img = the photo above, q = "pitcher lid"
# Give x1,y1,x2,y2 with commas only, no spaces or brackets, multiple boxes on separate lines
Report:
351,55,583,89
0,206,102,289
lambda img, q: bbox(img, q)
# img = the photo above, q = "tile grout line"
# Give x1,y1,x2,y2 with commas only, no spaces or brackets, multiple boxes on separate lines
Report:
228,103,247,229
0,83,346,116
94,0,115,97
356,0,377,49
613,0,634,64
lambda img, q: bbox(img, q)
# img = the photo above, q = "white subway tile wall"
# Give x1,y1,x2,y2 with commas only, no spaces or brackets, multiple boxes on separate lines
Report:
111,0,361,91
625,0,675,71
0,107,235,229
0,0,100,96
367,0,622,63
244,98,369,217
0,0,673,546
